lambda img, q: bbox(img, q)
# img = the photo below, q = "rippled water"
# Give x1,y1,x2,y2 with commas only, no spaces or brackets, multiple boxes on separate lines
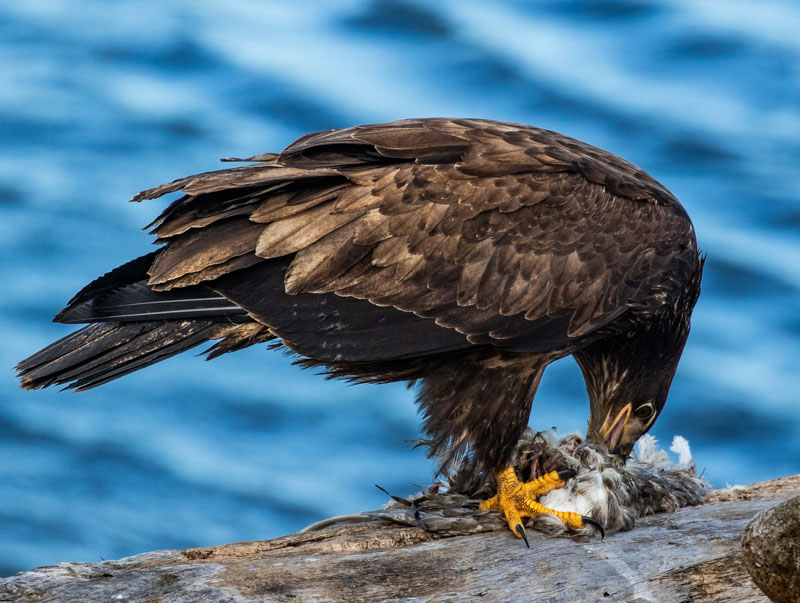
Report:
1,0,799,577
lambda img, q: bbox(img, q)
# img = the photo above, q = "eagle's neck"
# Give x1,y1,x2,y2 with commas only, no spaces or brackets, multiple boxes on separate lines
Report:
575,257,702,421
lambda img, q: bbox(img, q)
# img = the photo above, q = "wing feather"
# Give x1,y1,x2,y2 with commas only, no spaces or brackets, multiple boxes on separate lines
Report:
255,201,360,259
148,218,264,288
132,118,697,359
284,221,372,293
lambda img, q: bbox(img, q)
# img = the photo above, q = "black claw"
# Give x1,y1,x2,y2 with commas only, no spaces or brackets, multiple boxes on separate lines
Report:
557,469,577,482
515,523,530,548
581,516,605,540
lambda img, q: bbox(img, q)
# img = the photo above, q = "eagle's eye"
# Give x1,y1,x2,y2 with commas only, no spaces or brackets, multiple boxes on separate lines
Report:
634,402,655,420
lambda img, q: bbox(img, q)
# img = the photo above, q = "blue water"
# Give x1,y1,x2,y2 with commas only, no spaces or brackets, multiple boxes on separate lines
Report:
1,0,799,578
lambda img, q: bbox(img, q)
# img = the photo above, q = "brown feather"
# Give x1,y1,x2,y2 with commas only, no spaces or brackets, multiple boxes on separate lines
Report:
255,201,360,259
148,218,263,286
151,253,262,292
284,222,371,294
250,180,349,223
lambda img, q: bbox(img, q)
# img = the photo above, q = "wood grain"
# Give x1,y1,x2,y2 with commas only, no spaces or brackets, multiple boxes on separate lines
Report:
3,474,797,602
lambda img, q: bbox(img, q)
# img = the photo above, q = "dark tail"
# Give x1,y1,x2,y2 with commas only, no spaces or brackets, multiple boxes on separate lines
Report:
54,252,246,324
17,320,225,391
16,253,269,391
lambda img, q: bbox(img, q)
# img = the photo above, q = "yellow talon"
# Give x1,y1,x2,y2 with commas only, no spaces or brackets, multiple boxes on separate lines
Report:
480,466,604,542
523,468,571,498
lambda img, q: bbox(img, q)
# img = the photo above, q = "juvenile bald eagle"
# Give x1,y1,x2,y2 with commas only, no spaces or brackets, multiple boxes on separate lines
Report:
17,118,702,541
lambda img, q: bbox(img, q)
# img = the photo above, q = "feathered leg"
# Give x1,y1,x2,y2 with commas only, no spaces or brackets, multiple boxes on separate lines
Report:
417,351,604,542
416,352,547,479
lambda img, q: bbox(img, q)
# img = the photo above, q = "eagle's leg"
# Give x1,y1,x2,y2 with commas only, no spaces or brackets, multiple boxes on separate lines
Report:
480,467,603,544
417,354,603,541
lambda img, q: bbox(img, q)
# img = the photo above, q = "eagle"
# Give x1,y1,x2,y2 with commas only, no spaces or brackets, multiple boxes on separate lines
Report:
17,118,702,542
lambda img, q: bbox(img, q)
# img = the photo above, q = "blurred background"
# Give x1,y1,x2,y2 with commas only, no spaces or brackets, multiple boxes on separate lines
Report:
1,0,798,577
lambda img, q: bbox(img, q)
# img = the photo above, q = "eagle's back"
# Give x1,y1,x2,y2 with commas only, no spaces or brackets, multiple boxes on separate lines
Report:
19,118,701,389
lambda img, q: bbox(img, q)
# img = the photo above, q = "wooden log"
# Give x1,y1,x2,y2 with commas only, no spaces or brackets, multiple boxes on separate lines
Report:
2,474,798,602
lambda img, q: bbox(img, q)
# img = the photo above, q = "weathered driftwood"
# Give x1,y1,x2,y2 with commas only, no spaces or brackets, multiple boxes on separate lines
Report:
1,474,798,603
742,494,800,603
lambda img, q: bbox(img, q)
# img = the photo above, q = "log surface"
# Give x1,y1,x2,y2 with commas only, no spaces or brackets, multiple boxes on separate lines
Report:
2,474,799,603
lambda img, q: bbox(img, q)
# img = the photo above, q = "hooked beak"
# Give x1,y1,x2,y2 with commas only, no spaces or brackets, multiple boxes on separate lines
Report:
599,403,632,454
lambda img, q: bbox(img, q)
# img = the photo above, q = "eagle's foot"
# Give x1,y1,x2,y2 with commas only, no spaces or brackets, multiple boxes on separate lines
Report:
479,466,604,545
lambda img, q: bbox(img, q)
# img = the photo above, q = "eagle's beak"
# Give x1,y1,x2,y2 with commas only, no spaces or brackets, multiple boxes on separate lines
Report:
599,403,632,453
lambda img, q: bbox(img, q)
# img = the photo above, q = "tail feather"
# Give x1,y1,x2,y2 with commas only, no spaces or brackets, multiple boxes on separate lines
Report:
55,252,247,324
17,320,222,391
67,324,220,390
17,251,273,391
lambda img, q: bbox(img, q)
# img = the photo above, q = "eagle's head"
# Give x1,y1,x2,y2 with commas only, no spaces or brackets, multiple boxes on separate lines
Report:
576,302,699,457
583,359,677,458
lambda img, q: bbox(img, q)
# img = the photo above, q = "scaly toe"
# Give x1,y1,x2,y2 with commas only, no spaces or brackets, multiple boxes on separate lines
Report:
479,494,501,511
485,466,605,541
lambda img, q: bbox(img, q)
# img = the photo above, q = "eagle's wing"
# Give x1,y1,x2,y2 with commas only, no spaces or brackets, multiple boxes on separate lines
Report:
129,118,697,363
